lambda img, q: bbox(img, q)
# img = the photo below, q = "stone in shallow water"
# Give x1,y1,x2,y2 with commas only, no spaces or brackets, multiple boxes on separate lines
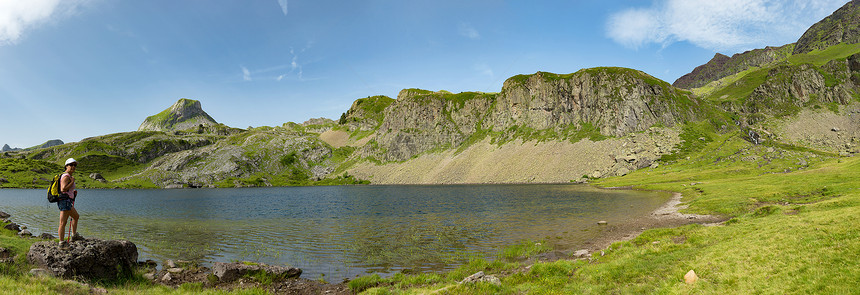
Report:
213,261,301,283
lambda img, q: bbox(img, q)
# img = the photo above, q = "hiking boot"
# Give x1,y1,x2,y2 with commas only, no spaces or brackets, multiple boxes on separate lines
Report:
58,241,69,249
70,233,84,242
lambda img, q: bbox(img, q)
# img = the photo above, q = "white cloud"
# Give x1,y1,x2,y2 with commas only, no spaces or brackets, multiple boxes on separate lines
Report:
0,0,60,44
242,66,251,81
278,0,288,16
458,22,480,39
606,0,849,52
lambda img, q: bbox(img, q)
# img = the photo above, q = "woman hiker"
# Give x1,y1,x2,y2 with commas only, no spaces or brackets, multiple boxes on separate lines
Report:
57,158,80,248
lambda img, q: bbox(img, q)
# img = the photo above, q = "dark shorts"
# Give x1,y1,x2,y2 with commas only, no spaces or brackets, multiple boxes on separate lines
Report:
57,199,74,211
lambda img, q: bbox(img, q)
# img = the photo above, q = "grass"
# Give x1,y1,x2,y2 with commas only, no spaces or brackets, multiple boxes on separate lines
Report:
349,120,859,294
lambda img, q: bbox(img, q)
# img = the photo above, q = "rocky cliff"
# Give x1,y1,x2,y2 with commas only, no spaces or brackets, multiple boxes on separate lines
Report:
673,44,794,89
793,0,860,55
741,53,860,123
138,98,218,132
361,68,704,162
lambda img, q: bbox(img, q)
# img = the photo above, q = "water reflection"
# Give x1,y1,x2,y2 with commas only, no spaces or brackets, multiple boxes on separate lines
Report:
0,185,668,281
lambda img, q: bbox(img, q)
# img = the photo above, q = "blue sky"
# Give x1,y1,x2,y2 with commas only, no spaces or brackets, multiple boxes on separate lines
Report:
0,0,849,148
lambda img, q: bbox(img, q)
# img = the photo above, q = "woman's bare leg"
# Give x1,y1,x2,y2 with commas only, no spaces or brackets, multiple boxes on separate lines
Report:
58,210,69,240
69,207,79,236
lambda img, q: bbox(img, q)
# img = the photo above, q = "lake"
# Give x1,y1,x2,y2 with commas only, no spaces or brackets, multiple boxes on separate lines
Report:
0,184,669,281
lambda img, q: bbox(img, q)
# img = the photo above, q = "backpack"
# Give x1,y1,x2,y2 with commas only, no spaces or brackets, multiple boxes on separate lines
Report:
47,173,65,203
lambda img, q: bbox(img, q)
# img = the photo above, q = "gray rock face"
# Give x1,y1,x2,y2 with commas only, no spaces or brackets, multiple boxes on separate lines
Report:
212,262,301,282
27,238,138,280
743,56,860,122
366,68,702,161
0,210,9,219
138,98,218,132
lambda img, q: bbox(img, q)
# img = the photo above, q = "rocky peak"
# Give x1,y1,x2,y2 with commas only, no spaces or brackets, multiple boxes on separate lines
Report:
673,44,794,89
138,98,218,132
793,0,860,54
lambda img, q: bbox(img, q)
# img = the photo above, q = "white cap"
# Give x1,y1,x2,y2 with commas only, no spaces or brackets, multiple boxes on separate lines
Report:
64,158,77,166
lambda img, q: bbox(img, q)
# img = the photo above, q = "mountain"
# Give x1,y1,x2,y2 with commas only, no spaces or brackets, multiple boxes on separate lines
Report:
672,44,794,89
3,2,860,188
793,0,860,55
356,68,706,163
2,140,64,152
138,98,218,132
1,144,18,152
33,139,64,149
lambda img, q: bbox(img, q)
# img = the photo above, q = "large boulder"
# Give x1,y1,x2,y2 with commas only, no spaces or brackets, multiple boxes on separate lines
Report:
212,261,301,283
27,238,138,280
0,210,10,219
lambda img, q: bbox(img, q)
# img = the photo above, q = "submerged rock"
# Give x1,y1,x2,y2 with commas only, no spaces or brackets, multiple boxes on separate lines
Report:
573,249,591,258
212,261,301,283
27,238,138,280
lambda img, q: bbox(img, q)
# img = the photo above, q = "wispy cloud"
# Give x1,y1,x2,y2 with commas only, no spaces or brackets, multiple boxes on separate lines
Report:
242,66,251,81
458,22,480,40
474,63,494,78
240,42,316,82
606,0,848,52
277,0,288,16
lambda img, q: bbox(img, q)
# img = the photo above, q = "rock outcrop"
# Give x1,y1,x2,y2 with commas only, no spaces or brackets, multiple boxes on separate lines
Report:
364,68,703,162
742,54,860,122
138,98,218,132
339,95,395,131
793,0,860,55
27,238,138,280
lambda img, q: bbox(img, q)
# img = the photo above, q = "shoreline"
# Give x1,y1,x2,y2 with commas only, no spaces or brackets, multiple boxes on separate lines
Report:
555,191,726,256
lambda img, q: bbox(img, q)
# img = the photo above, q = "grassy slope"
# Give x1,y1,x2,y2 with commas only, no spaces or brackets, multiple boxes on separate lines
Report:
348,45,860,294
346,127,858,294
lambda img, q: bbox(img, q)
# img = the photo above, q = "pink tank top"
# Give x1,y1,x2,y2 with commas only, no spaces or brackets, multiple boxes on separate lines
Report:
61,173,76,199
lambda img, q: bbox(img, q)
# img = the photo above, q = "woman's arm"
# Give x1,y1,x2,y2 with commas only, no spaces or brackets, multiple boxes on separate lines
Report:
60,174,72,193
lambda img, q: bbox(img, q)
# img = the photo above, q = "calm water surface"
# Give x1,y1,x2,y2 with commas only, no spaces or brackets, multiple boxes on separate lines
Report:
0,185,668,280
